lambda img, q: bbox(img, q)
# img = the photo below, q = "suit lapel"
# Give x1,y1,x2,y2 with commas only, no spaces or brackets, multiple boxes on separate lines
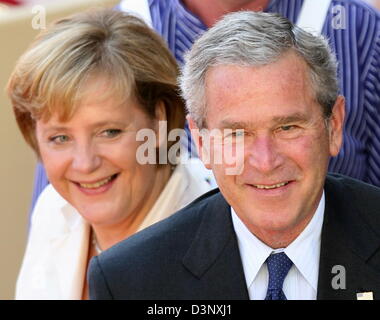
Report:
182,192,249,299
180,175,380,300
317,175,380,300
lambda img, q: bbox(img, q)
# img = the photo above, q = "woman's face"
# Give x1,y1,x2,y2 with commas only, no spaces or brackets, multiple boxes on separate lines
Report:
36,78,162,227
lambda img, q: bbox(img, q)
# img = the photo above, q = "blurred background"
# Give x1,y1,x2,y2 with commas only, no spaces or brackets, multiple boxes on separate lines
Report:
0,0,378,300
366,0,380,9
0,0,118,300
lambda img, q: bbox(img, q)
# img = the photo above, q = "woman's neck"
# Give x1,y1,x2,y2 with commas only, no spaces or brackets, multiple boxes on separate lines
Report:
182,0,270,28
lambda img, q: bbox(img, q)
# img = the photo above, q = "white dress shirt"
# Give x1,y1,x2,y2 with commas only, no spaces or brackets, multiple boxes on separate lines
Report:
231,192,325,300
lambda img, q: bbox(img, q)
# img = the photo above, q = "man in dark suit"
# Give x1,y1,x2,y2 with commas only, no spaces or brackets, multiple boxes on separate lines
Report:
88,11,380,300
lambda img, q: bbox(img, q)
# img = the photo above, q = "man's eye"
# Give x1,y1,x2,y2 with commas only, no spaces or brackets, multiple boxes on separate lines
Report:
222,129,245,140
276,125,303,139
280,125,294,131
232,130,245,137
225,130,244,138
101,129,122,138
50,135,69,144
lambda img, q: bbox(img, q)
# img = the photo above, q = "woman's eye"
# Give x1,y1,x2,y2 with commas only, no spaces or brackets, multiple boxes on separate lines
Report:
50,135,69,144
101,129,122,138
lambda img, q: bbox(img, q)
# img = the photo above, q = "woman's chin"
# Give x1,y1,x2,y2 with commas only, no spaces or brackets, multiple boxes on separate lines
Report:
75,203,123,226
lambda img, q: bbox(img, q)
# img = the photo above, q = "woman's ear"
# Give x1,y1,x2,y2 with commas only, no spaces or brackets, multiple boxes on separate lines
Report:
187,115,211,169
154,101,167,149
155,100,167,123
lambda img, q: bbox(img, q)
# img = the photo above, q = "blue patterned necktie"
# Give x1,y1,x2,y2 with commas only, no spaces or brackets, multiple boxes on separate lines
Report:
264,252,293,300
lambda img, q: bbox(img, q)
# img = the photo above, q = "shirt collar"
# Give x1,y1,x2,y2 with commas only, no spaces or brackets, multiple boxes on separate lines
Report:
264,0,279,12
43,184,87,238
231,191,325,291
285,192,325,291
175,0,207,29
137,162,188,231
231,208,272,289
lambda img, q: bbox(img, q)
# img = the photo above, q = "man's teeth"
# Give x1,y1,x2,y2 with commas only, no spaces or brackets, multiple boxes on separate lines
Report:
253,182,288,189
79,176,113,189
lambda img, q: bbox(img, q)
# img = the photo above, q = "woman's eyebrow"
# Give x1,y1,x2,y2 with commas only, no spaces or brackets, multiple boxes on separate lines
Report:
42,120,128,132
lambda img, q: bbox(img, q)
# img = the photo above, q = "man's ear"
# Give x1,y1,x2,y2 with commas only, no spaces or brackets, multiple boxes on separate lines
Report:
187,115,211,169
328,95,345,157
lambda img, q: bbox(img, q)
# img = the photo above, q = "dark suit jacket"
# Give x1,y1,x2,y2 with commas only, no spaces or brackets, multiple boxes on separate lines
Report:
88,174,380,300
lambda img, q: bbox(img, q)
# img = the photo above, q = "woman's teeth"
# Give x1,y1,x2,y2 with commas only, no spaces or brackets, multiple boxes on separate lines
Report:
79,176,114,189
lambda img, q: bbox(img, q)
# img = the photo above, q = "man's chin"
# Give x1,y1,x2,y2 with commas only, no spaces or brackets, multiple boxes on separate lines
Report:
247,210,304,234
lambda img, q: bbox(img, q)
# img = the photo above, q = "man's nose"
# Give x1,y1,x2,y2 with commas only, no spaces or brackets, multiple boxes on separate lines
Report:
246,135,283,174
71,142,101,174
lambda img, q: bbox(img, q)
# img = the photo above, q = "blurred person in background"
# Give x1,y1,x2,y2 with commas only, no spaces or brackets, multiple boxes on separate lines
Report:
0,0,22,5
7,8,213,299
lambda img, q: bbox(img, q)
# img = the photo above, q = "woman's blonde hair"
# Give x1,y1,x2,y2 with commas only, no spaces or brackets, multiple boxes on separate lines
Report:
7,9,185,156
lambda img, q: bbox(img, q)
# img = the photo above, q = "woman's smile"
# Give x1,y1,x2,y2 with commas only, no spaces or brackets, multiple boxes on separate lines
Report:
73,173,119,195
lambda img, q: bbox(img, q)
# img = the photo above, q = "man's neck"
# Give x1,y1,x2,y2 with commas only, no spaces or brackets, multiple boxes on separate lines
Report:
182,0,270,28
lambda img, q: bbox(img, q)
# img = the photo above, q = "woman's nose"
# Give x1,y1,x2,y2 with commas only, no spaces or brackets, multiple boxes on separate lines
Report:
71,143,101,174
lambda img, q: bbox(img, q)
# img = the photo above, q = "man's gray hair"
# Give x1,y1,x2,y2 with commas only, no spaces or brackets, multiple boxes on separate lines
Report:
179,11,339,128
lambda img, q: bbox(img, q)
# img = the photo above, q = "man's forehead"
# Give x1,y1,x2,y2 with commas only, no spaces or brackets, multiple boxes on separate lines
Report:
205,51,308,81
203,53,316,116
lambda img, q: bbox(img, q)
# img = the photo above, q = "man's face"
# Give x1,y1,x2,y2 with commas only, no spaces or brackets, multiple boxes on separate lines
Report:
190,52,344,245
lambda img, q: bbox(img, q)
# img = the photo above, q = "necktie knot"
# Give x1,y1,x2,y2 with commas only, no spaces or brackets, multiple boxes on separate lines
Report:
265,252,293,300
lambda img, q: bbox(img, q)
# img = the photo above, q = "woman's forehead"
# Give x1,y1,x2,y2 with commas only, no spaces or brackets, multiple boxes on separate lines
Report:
38,75,135,123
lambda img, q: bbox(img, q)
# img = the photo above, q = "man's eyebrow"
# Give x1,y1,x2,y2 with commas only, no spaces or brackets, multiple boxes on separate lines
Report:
219,113,309,129
271,113,309,124
219,120,253,129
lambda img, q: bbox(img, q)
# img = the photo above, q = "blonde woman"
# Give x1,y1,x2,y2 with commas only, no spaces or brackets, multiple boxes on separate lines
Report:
7,9,214,299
